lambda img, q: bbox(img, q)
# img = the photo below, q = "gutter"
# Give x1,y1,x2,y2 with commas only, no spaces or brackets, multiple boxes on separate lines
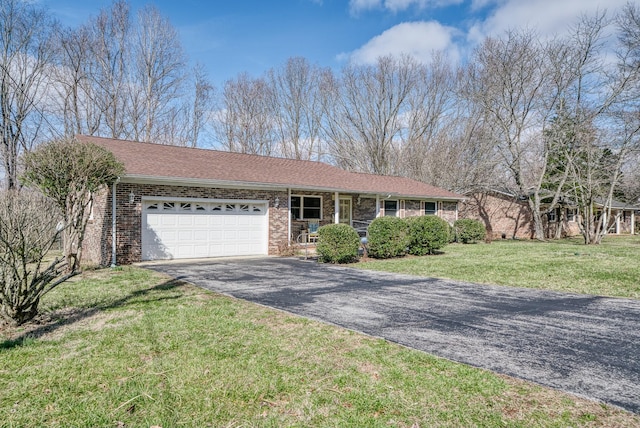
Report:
111,177,120,267
120,174,464,201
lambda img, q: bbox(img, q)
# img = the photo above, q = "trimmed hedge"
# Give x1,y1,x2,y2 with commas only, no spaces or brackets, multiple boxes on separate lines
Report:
407,215,450,255
367,216,410,259
316,223,360,263
454,218,486,243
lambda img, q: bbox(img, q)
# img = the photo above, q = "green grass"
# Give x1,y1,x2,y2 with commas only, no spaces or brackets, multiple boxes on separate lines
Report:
357,236,640,298
1,266,638,427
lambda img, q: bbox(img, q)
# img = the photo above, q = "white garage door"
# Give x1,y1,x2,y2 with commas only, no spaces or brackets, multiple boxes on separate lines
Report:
142,199,268,260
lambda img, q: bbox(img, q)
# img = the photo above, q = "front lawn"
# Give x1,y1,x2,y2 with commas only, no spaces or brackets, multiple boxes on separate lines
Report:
357,236,640,298
1,266,638,427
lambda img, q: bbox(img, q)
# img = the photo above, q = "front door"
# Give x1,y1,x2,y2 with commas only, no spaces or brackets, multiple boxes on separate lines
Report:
339,198,352,225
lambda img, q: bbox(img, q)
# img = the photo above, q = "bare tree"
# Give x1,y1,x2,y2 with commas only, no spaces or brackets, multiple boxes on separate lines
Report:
0,0,56,189
153,65,215,148
322,55,419,175
185,64,215,147
466,29,562,240
131,4,186,142
552,11,638,244
86,0,132,139
52,25,102,137
0,190,73,326
268,57,327,160
215,73,276,155
399,53,464,186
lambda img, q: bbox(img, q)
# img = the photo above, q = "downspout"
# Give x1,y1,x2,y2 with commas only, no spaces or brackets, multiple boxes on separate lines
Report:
287,188,292,244
111,178,120,267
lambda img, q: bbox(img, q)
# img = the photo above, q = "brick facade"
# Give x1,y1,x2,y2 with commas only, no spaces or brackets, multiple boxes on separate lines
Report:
84,183,460,266
459,192,587,240
460,192,534,240
85,183,289,265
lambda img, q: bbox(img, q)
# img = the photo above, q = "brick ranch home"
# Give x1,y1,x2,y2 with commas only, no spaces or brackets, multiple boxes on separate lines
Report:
460,188,638,240
79,135,464,265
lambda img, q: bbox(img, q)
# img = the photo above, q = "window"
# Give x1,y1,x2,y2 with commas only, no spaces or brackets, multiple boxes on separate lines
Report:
291,196,322,219
567,208,577,222
548,209,557,222
424,201,437,215
384,200,398,217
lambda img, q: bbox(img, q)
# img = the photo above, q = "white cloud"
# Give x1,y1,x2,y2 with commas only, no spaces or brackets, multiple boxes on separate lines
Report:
349,0,382,14
349,0,463,14
468,0,629,44
339,21,460,65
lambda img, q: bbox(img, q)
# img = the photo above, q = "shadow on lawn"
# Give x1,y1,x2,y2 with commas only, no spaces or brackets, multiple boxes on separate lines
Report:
0,278,186,350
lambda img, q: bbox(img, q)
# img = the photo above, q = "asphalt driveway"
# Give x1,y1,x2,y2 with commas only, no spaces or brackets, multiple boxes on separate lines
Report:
145,257,640,414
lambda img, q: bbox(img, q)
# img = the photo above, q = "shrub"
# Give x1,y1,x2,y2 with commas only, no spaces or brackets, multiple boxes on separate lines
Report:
454,218,486,243
367,216,409,259
22,137,124,272
316,223,360,263
407,215,450,255
0,191,75,326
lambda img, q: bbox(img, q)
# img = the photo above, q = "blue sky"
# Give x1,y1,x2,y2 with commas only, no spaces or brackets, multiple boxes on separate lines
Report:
43,0,629,87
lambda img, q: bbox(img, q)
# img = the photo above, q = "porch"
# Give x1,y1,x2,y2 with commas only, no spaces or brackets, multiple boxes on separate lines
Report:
286,191,459,244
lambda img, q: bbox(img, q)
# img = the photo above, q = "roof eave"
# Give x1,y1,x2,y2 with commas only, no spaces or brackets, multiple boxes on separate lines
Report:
120,175,463,200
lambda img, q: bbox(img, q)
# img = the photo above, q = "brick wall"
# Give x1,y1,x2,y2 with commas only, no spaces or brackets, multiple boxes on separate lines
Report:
84,183,288,265
354,196,376,221
84,183,462,265
460,192,534,239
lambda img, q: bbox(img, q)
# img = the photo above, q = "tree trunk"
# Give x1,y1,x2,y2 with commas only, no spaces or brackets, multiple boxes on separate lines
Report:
529,196,546,241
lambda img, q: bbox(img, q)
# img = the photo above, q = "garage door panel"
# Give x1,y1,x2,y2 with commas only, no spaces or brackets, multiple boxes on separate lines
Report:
160,216,177,226
194,216,208,226
142,199,268,260
178,230,193,241
178,216,194,226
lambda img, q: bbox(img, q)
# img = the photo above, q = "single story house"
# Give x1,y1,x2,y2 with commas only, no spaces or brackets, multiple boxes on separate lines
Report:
79,135,463,265
460,188,638,240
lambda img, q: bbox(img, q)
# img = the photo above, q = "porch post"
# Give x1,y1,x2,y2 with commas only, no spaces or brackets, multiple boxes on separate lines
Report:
616,212,621,235
334,192,340,224
632,211,636,235
376,194,380,218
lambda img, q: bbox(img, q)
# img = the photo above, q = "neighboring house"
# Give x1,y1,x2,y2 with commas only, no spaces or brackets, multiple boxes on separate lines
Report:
459,190,535,240
460,189,638,240
79,135,463,265
595,198,639,235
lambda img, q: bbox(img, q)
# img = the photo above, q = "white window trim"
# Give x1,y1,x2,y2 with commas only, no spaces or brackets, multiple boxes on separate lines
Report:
384,199,399,217
423,200,438,216
339,196,353,225
291,194,323,220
